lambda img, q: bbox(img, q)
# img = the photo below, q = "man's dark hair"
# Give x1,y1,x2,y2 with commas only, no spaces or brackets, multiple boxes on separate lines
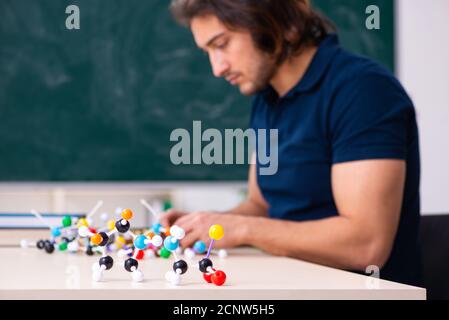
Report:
170,0,335,64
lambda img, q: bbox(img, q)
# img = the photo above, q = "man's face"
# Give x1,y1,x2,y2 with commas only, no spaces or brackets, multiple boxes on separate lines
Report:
191,15,277,96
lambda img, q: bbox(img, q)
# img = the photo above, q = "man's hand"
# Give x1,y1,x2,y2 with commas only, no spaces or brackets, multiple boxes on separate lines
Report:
159,208,189,227
160,210,247,249
157,160,267,250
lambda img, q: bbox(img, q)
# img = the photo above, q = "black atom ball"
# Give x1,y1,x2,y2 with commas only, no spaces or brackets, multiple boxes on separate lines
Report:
86,246,94,256
198,258,213,273
173,260,188,275
98,232,110,246
115,219,130,233
36,240,45,249
44,242,55,254
124,258,138,272
99,256,114,270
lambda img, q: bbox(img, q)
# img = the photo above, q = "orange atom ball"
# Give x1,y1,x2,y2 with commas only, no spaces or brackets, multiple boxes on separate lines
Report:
121,209,133,220
91,233,103,246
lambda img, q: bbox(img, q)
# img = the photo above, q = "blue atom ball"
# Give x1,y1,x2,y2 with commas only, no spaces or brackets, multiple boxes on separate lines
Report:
164,236,179,251
51,227,61,237
134,235,147,250
152,223,162,234
193,240,207,254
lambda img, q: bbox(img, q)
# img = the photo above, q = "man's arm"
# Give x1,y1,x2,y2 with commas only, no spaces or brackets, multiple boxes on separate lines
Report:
165,159,405,272
241,159,405,271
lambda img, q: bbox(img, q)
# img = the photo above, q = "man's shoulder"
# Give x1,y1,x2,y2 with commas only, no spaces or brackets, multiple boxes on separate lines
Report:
326,48,398,91
324,48,413,113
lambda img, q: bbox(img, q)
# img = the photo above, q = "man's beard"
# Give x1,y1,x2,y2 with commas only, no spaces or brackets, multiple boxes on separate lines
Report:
239,56,277,96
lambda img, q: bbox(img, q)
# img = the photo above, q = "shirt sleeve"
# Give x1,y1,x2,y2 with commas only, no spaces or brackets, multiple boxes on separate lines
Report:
331,71,416,164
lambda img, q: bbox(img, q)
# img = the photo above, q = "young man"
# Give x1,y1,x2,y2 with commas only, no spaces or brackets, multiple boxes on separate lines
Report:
161,0,422,286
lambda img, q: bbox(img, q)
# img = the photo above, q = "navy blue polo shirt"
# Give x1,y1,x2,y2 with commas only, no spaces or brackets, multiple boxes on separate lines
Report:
250,34,422,286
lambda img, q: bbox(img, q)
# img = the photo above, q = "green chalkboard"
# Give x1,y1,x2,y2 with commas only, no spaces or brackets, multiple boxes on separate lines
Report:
0,0,394,181
314,0,395,72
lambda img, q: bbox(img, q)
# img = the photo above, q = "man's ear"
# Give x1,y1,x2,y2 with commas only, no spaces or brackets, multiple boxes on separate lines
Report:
284,26,300,44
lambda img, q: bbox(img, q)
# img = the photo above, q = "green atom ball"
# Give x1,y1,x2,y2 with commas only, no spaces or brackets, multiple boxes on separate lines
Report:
62,215,72,228
159,247,171,259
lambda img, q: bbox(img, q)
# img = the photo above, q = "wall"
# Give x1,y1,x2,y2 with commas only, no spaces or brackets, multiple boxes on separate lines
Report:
396,0,449,214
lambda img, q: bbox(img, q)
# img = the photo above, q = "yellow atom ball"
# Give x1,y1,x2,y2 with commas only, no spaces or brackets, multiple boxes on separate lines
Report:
115,236,126,248
91,233,103,246
77,218,88,227
209,224,224,240
121,209,133,220
116,236,126,245
107,220,115,231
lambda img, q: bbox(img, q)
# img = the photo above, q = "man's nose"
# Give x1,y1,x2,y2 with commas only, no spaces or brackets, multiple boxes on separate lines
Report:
210,52,230,78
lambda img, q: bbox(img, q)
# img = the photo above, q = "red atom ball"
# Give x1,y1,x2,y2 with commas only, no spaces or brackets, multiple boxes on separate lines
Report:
135,250,145,260
203,268,216,283
211,270,226,286
203,273,213,283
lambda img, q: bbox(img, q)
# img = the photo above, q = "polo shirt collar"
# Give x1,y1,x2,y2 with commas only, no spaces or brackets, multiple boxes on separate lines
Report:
261,33,341,105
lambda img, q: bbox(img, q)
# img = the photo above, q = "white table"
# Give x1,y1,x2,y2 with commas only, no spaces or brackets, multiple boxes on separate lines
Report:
0,247,426,300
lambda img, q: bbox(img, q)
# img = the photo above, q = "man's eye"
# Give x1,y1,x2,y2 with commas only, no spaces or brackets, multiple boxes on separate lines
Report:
216,41,228,49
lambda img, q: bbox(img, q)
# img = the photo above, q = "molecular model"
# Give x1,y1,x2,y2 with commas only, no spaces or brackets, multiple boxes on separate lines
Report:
183,240,228,260
164,225,228,286
21,201,110,256
86,208,163,282
163,225,190,286
198,225,227,286
88,206,134,255
68,201,108,255
21,209,79,254
139,199,174,259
